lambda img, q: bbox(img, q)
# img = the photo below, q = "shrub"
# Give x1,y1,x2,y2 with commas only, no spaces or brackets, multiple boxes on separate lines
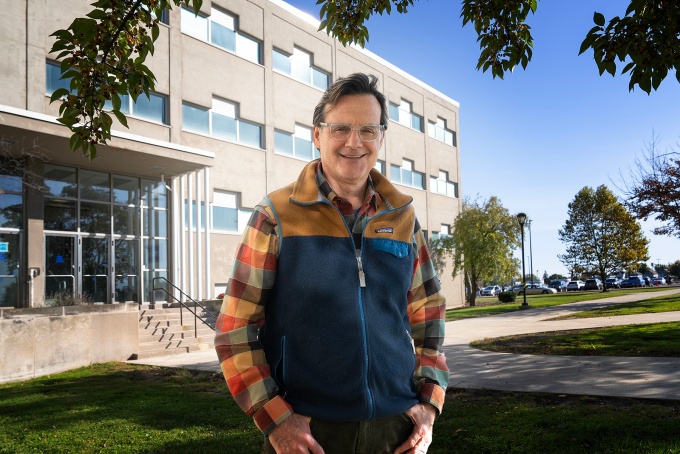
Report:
45,290,93,307
497,291,517,303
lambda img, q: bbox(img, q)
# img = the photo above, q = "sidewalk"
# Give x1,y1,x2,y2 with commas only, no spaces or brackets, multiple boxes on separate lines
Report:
128,288,680,401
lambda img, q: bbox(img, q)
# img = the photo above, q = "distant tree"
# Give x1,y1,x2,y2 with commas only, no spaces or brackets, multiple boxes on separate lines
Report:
542,270,549,284
668,260,680,280
51,0,680,159
637,263,652,275
619,133,680,239
442,196,520,307
559,185,649,291
548,273,567,281
426,236,447,278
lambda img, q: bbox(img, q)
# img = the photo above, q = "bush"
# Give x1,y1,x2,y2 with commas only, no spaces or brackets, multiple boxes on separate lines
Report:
45,290,93,307
497,291,517,303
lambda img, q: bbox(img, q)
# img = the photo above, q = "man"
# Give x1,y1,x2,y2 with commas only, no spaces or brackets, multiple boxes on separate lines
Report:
215,73,449,453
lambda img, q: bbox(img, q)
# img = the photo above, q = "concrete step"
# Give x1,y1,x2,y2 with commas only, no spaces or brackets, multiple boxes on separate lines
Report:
135,305,216,359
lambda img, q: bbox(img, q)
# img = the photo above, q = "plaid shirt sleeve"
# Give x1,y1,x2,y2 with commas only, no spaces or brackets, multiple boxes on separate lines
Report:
214,203,293,435
409,219,449,415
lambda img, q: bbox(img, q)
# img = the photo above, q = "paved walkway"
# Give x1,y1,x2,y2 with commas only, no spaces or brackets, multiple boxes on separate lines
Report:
128,288,680,401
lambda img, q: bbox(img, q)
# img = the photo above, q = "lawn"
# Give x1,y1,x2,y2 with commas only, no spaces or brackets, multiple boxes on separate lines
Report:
447,287,671,321
2,363,680,454
471,291,680,357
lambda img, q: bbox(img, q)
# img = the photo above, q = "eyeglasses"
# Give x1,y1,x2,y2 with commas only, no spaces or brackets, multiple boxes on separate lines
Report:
318,122,385,142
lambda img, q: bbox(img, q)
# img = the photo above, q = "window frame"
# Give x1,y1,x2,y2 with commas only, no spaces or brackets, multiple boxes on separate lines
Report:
180,6,262,64
272,47,330,90
181,98,263,149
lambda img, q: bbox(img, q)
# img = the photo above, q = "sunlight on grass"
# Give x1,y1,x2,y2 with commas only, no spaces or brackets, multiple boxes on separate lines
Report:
471,321,680,357
2,364,680,453
447,287,672,321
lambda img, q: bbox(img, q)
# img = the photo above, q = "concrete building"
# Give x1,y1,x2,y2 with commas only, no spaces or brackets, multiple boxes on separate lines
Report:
0,0,463,310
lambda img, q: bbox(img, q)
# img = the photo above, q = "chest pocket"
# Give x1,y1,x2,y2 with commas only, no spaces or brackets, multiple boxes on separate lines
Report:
371,238,411,258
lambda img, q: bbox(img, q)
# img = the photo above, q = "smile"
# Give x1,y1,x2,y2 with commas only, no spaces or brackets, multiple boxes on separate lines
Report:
340,154,365,159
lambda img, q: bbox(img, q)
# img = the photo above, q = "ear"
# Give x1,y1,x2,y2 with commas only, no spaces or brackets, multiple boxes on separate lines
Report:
313,126,322,150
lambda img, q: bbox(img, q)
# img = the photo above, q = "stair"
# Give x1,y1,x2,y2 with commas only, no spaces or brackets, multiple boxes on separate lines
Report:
132,305,217,360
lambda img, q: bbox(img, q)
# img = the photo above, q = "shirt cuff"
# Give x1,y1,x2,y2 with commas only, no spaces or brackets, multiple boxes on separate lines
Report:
418,382,446,416
253,395,294,435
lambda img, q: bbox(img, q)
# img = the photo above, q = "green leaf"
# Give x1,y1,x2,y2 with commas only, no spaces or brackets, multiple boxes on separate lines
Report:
593,12,605,27
112,109,129,128
86,9,109,20
50,88,70,103
151,23,160,41
57,116,79,126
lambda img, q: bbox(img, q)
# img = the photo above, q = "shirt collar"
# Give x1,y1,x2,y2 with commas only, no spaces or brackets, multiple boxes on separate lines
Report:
315,161,379,212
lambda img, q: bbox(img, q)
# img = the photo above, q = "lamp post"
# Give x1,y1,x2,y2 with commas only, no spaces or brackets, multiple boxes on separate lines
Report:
517,213,529,308
528,219,534,284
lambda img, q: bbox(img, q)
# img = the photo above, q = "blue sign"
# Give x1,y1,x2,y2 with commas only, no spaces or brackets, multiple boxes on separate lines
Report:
56,255,64,264
0,243,8,253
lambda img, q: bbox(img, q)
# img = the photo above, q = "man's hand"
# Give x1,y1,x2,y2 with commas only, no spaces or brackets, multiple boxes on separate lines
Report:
268,413,325,454
393,403,437,454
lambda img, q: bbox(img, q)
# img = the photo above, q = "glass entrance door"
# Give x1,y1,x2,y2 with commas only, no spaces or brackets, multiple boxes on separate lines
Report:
81,237,109,303
0,233,20,307
45,235,76,304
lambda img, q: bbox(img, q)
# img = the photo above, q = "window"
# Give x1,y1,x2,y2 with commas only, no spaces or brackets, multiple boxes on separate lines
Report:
181,7,261,64
388,99,423,132
274,125,318,161
432,224,451,240
430,171,458,197
184,200,205,229
374,160,385,175
104,92,167,124
428,117,456,146
273,48,329,90
390,159,425,189
46,61,71,95
212,191,252,234
182,98,263,148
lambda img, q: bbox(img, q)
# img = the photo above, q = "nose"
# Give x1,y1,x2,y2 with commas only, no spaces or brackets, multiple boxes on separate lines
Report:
344,128,363,148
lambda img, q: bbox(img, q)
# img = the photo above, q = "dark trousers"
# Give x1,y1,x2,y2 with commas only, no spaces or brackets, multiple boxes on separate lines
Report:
262,413,414,454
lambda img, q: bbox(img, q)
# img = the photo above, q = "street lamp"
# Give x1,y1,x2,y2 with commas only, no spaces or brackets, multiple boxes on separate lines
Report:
517,213,529,308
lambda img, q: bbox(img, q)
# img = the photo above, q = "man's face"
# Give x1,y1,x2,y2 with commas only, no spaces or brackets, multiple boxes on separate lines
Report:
313,93,384,191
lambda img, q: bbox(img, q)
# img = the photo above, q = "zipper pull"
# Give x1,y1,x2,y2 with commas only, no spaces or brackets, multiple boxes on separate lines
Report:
357,256,366,287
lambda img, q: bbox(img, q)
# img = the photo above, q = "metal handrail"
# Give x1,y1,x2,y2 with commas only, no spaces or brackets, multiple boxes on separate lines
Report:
151,277,217,337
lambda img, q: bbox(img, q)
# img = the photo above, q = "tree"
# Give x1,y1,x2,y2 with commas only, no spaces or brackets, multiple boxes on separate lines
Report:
442,196,520,307
619,133,680,238
49,0,203,159
52,0,680,160
426,236,447,278
559,185,649,290
668,260,680,280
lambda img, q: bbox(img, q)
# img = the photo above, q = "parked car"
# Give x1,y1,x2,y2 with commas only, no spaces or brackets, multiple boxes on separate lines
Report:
481,285,501,296
548,279,569,292
511,284,524,293
605,277,621,289
584,278,603,290
518,284,557,295
566,280,585,291
652,277,667,285
621,276,645,288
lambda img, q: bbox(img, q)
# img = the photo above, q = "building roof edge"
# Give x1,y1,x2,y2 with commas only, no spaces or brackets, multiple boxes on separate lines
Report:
267,0,460,108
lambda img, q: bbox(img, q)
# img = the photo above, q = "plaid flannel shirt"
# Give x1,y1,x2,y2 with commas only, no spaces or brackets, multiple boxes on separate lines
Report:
215,165,448,435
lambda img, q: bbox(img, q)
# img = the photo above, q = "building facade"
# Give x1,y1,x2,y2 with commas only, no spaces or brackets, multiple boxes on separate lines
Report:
0,0,463,309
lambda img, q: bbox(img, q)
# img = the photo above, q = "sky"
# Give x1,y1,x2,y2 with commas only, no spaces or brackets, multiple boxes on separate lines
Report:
284,0,680,277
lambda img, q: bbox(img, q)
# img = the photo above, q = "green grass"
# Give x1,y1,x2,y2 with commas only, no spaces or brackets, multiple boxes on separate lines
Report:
553,292,680,319
447,287,670,321
2,363,680,454
471,292,680,357
471,321,680,357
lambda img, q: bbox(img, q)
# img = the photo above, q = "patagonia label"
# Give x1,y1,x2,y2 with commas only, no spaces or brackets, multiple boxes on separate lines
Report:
375,227,393,234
